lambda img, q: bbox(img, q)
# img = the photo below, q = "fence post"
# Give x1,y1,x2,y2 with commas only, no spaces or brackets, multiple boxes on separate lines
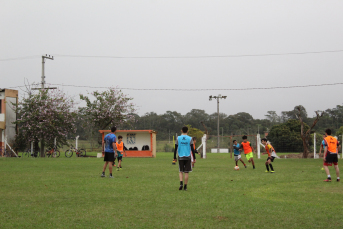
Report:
202,134,207,159
314,133,316,159
257,134,261,159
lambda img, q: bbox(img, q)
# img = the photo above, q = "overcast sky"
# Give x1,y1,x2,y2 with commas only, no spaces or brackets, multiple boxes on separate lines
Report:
1,1,343,119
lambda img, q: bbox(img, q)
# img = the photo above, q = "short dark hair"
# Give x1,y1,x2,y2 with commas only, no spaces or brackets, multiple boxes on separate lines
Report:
182,126,188,133
118,135,123,139
233,140,237,143
242,135,247,140
192,137,197,141
261,138,267,142
325,128,331,135
111,126,117,132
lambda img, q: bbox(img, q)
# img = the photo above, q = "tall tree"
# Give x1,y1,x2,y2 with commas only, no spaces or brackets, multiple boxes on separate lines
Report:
14,89,76,156
79,88,136,143
296,106,324,158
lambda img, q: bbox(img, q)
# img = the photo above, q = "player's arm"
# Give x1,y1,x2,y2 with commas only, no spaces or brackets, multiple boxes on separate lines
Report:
190,144,196,162
102,140,105,153
174,144,178,160
113,142,117,157
319,144,323,155
239,144,243,151
250,143,255,153
323,142,328,162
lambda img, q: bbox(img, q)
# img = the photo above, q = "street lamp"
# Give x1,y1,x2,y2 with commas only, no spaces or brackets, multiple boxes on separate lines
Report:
209,94,227,153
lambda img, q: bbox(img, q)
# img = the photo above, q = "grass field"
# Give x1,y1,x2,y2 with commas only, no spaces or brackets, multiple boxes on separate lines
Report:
1,153,342,229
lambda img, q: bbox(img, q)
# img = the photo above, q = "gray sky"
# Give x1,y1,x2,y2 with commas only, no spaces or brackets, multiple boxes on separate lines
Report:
1,1,343,119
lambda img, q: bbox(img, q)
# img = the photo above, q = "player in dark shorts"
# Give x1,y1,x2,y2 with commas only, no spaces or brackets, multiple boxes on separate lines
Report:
101,126,117,178
261,138,277,173
323,129,340,182
173,126,196,191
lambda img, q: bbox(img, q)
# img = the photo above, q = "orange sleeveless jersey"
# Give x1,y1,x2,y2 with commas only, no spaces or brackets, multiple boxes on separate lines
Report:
241,141,252,154
116,142,124,151
265,144,275,157
324,136,338,154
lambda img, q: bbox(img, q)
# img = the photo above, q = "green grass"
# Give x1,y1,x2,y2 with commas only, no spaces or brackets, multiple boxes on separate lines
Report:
1,153,342,228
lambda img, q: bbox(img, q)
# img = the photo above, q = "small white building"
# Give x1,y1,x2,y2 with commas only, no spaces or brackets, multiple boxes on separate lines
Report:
0,89,18,149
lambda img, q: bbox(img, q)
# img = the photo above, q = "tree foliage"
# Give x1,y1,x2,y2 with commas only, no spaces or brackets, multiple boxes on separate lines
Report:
14,89,76,152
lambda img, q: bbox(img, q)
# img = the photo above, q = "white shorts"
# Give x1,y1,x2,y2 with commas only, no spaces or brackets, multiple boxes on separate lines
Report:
234,155,241,161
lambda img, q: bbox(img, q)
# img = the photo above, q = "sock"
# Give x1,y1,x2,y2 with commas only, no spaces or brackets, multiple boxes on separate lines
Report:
328,175,331,179
180,181,183,186
266,164,269,171
253,165,255,169
337,177,340,179
184,184,187,189
269,164,274,171
110,173,112,176
236,162,238,166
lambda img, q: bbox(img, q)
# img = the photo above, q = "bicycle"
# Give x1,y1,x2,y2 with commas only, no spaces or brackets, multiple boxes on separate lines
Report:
45,146,60,158
21,148,40,158
65,145,86,158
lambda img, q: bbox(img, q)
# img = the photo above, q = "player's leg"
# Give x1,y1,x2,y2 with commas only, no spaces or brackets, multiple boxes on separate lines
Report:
239,158,246,168
184,172,189,191
179,160,184,190
117,157,121,171
250,157,255,169
323,154,332,181
108,161,113,177
269,158,274,173
102,161,108,177
334,164,340,181
265,159,270,172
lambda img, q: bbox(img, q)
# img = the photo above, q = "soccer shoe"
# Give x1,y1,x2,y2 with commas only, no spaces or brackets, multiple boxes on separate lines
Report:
271,171,275,173
323,179,332,182
179,185,183,190
337,178,340,182
265,170,270,173
184,186,187,191
109,175,114,178
116,167,119,171
244,165,247,168
101,173,105,177
119,167,122,171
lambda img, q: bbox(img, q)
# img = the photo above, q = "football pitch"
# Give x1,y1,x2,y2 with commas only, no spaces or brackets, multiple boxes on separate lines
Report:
1,153,342,229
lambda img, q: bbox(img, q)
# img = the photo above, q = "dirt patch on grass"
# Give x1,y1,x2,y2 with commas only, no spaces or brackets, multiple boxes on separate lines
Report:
214,216,228,221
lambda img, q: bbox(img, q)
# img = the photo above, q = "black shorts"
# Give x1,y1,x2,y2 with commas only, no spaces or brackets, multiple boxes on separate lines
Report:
117,156,123,162
104,152,115,162
325,153,338,164
178,159,192,173
267,156,275,162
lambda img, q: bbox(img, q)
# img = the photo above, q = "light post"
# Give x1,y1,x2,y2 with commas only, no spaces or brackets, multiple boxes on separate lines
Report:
209,94,227,153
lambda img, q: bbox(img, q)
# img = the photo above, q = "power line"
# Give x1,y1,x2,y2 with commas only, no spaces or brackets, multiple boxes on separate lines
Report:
1,49,343,61
21,82,343,91
52,49,343,58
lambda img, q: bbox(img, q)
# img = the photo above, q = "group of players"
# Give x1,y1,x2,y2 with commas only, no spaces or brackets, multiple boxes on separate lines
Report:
100,126,340,188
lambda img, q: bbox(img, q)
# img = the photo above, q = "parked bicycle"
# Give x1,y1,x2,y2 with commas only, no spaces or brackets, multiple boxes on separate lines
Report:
65,145,86,158
45,146,60,158
21,148,40,158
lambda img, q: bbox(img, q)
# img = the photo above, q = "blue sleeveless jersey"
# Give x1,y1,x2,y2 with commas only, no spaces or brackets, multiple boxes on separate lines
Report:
177,135,192,158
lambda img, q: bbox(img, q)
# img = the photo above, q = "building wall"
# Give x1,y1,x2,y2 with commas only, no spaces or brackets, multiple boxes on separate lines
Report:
5,97,17,144
116,131,151,150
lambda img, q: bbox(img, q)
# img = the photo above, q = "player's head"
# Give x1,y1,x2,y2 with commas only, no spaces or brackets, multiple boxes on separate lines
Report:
261,138,267,145
118,135,123,141
111,126,117,133
233,140,237,144
181,126,188,133
325,128,331,136
192,137,197,143
242,135,248,142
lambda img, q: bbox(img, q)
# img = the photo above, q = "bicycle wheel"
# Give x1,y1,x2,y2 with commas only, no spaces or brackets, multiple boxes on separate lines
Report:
78,149,86,157
53,149,60,158
65,149,73,158
45,149,51,158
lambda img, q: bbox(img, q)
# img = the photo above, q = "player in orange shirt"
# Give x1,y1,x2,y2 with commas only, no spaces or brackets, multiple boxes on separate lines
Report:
261,138,277,173
239,135,256,169
115,135,127,171
323,129,340,182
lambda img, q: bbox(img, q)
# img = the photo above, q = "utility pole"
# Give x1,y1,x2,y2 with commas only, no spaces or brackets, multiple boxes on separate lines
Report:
32,54,56,157
209,94,227,153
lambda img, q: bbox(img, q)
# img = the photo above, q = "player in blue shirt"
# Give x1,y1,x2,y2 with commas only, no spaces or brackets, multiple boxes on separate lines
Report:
101,126,118,178
233,140,246,168
173,126,196,191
